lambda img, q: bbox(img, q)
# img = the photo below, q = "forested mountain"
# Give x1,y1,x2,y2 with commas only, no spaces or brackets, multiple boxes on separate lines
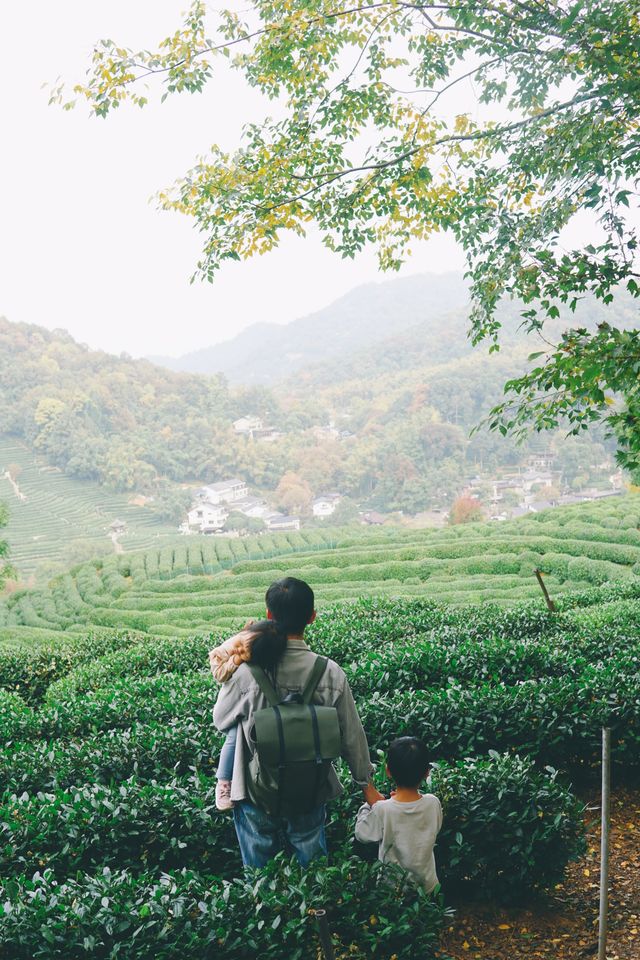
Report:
0,319,292,493
148,272,469,383
1,274,632,521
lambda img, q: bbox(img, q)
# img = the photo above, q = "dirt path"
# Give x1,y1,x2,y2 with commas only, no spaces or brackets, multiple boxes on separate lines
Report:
437,785,640,960
110,532,124,554
1,470,26,502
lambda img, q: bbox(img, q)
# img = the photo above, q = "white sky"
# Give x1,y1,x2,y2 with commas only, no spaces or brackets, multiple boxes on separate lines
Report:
0,2,620,359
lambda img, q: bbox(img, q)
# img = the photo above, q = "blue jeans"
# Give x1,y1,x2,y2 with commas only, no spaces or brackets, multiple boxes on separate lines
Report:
233,799,327,868
217,725,237,781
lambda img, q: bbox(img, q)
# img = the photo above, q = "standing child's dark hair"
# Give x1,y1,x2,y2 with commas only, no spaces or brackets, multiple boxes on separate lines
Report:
386,737,430,788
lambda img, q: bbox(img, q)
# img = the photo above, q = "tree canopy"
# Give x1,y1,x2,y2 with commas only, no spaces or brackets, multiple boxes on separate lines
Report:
60,0,640,465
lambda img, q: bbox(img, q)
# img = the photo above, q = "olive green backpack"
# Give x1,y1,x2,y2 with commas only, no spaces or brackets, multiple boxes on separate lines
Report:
245,656,342,817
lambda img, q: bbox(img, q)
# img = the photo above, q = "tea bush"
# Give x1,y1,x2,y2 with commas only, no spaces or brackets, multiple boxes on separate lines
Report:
0,856,448,960
39,673,216,741
0,719,224,796
0,689,38,743
0,756,583,897
44,635,217,703
0,632,143,704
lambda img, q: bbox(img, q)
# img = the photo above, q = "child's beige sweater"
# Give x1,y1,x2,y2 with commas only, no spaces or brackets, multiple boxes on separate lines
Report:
208,628,254,683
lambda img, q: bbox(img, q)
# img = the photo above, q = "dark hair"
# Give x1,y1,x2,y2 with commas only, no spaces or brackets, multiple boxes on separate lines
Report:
265,577,315,634
387,737,430,788
247,619,288,672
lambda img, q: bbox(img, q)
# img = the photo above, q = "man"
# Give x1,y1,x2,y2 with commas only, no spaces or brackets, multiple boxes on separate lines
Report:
212,576,384,868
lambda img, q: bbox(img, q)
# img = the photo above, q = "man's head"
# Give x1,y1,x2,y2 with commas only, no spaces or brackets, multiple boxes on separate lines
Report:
265,577,316,635
386,737,430,789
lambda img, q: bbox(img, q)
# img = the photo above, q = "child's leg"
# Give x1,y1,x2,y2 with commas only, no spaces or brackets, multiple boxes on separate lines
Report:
217,725,238,782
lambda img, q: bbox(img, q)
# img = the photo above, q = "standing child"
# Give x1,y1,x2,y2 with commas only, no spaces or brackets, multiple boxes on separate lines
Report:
355,736,442,892
209,619,287,810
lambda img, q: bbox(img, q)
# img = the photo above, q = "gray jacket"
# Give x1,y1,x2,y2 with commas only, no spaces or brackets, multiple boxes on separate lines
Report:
212,637,374,804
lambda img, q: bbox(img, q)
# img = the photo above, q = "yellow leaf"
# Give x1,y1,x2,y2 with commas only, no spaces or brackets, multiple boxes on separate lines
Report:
498,924,510,930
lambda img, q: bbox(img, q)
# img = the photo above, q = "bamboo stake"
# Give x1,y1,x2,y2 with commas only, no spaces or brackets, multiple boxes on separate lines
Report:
598,727,612,960
534,568,556,612
314,909,336,960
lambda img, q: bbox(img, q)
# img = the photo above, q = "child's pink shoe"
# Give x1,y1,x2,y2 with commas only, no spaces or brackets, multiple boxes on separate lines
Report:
215,780,234,811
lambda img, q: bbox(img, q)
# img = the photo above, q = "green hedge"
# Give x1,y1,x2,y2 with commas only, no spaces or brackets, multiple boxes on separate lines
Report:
0,632,143,704
38,673,216,741
0,718,224,797
0,756,583,898
0,856,447,960
357,656,640,770
44,635,217,703
0,690,38,742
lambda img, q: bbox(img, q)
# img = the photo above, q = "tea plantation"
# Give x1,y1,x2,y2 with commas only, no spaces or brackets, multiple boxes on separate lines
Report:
2,495,640,648
0,437,177,577
0,496,639,958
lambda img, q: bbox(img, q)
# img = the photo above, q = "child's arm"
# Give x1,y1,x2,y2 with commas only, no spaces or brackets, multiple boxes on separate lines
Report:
209,630,253,683
355,802,383,844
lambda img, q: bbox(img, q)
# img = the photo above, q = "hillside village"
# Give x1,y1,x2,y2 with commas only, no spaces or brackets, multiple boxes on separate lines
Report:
177,446,626,538
180,478,345,536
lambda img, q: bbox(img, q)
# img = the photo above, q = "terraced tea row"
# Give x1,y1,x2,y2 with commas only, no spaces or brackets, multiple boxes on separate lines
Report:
1,496,639,645
0,436,177,576
2,591,639,960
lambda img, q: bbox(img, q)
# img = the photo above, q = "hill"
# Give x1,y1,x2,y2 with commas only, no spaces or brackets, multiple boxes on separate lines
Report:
147,272,470,383
1,495,638,646
1,273,634,579
0,436,178,579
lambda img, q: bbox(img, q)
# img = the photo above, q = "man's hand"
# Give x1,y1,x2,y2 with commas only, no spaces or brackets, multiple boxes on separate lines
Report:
363,782,385,806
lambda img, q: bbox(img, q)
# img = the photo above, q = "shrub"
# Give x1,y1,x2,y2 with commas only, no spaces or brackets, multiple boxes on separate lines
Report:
0,856,448,960
45,635,217,703
430,754,585,897
0,774,239,878
327,753,584,901
0,689,38,742
356,656,640,770
0,755,583,900
0,719,224,797
38,673,216,741
0,632,143,704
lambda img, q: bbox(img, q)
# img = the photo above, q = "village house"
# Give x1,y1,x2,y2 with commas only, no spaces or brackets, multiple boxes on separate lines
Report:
527,450,555,471
360,511,385,526
197,478,248,505
187,502,228,533
312,493,342,518
252,427,282,443
265,513,301,532
233,497,270,519
233,416,263,435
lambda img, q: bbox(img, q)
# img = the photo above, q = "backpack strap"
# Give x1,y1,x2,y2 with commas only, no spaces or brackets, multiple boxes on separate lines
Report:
301,656,329,704
247,663,280,707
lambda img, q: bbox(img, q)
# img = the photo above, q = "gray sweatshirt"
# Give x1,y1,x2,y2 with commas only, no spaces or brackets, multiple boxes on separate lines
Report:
355,794,443,892
212,637,374,803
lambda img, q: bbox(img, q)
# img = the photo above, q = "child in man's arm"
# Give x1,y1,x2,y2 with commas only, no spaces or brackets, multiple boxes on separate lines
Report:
209,619,286,811
355,736,442,892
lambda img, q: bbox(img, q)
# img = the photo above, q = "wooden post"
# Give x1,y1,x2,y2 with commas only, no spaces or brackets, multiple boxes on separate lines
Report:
598,727,612,960
534,568,556,612
314,909,336,960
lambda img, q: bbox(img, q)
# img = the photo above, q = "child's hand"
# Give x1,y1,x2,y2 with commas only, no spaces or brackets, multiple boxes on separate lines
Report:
231,638,251,665
363,783,385,806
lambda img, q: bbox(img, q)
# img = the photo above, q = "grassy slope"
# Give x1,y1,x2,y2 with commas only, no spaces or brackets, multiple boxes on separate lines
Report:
0,437,178,577
1,495,639,648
